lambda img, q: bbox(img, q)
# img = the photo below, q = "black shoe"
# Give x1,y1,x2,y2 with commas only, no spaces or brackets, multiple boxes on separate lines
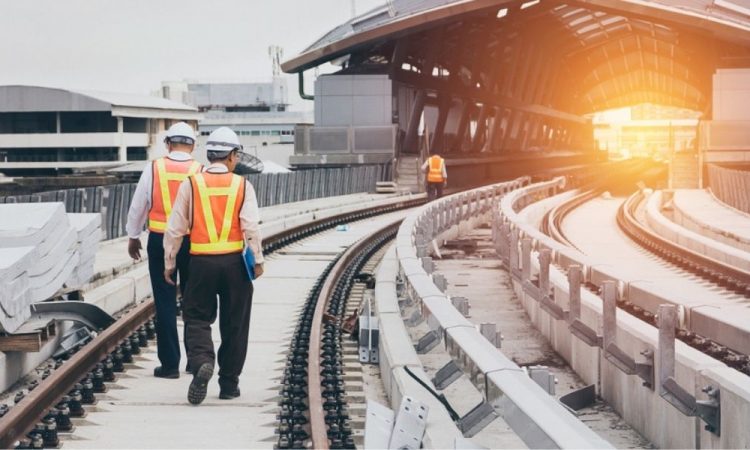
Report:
185,363,193,374
187,363,213,405
219,386,240,400
153,366,179,379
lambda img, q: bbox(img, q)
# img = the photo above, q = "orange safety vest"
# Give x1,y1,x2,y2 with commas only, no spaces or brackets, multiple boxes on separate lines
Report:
427,155,445,183
148,157,202,232
189,172,245,255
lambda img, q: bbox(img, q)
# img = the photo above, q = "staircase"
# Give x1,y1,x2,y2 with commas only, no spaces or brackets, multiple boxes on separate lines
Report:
395,157,422,193
670,152,700,189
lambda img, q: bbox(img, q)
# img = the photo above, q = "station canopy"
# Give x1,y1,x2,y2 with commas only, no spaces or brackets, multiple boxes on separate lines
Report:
283,0,750,116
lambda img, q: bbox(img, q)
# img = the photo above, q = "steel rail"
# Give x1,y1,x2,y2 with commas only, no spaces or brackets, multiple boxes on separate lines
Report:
0,196,423,448
617,190,750,293
542,189,599,249
307,220,402,450
0,300,154,449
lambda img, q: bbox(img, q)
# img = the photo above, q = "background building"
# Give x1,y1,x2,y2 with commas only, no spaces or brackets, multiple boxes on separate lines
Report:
160,78,312,167
0,85,201,174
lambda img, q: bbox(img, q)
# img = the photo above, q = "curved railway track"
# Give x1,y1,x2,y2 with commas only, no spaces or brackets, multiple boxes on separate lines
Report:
276,220,400,450
617,190,750,295
0,197,422,449
542,186,750,375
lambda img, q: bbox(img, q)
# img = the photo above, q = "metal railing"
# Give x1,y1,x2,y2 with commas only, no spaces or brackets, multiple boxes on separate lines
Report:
0,165,388,240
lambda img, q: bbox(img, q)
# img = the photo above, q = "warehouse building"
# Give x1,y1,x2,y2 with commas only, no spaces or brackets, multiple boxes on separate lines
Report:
0,85,201,174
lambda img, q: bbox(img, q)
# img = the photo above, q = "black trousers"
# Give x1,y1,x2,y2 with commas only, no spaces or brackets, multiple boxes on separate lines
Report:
427,182,444,201
183,253,253,390
147,232,190,371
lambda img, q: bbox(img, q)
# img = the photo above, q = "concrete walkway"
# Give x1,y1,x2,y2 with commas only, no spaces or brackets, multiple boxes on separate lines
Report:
672,189,750,252
62,209,410,449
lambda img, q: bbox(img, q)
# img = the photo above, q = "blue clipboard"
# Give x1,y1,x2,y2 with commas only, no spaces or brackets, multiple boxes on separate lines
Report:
242,246,256,281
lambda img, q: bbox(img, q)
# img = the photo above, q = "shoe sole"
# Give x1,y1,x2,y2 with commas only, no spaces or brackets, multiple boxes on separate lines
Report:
187,364,213,405
219,392,240,400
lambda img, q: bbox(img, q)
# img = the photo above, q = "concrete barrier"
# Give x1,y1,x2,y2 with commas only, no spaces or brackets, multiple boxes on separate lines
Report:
498,180,750,448
395,178,613,449
374,246,463,448
645,191,750,271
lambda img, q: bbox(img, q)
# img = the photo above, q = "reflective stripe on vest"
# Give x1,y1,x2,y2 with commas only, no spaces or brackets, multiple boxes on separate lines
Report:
427,156,444,183
148,158,201,232
190,172,245,255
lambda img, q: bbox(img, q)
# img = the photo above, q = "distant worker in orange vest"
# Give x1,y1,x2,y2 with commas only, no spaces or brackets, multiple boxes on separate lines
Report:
421,153,447,200
125,122,202,379
164,126,264,405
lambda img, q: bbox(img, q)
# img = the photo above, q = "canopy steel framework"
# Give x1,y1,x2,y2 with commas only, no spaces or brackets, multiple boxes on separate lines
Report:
283,0,750,156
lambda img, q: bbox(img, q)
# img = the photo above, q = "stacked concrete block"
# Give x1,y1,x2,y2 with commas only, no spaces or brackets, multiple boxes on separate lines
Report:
0,203,100,333
66,213,102,288
0,247,35,332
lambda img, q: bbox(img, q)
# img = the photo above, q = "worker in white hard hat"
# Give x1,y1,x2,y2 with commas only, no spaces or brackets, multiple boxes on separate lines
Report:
163,126,264,404
125,121,202,379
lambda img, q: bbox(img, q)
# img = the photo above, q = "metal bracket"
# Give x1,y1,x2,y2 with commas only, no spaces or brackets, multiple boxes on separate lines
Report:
405,309,423,327
414,330,440,354
432,360,463,390
432,273,448,292
569,319,602,348
358,298,380,364
53,325,94,359
559,384,596,414
451,296,470,317
539,295,567,321
526,365,556,395
604,344,654,389
457,401,498,437
364,400,395,450
658,304,721,435
662,378,721,435
388,396,428,449
29,301,114,331
479,323,502,348
522,279,541,301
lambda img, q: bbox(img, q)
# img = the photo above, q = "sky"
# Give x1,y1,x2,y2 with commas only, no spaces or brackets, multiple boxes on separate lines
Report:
0,0,384,111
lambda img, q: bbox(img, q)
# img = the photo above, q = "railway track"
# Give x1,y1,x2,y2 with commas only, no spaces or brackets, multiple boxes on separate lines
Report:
0,197,422,449
617,190,750,295
541,186,750,375
276,220,399,450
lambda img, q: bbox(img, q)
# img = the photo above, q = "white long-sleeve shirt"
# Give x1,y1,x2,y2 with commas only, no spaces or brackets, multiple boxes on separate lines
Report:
125,151,195,239
163,163,264,270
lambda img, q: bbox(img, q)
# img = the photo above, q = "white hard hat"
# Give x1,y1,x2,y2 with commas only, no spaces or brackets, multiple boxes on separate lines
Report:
205,127,242,157
165,122,196,145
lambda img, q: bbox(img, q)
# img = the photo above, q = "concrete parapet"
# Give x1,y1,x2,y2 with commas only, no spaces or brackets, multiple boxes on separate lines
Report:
374,245,463,448
83,278,135,316
646,190,750,271
672,189,750,252
499,179,750,448
396,178,612,449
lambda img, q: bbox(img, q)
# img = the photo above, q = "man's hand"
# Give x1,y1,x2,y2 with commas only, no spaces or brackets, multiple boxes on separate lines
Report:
164,267,176,285
443,180,448,188
254,263,264,279
128,238,142,260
